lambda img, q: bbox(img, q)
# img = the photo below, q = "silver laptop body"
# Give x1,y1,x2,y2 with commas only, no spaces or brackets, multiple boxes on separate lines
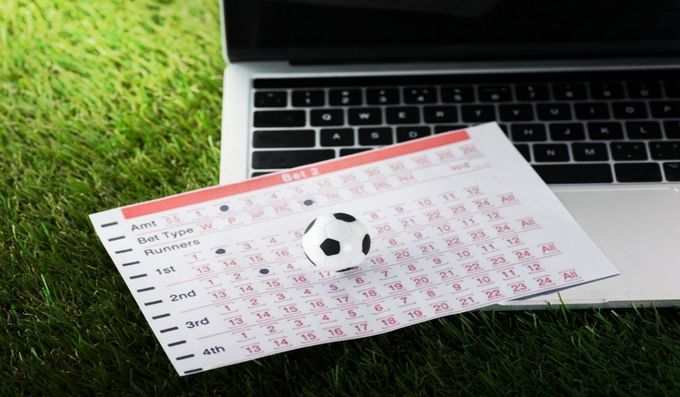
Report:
218,1,680,308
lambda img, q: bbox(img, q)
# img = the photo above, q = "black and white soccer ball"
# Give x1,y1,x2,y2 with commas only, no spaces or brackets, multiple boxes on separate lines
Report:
302,213,371,272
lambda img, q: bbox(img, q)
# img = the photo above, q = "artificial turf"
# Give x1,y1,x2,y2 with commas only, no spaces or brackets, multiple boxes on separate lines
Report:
2,0,680,395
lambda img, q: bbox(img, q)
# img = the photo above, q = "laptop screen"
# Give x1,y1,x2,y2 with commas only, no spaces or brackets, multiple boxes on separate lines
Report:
225,0,680,63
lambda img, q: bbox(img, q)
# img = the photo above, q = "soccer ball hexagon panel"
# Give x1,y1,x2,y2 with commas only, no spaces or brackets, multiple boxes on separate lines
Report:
302,213,371,272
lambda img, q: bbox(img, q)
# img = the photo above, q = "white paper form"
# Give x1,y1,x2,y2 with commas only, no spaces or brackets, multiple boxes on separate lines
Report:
90,123,618,376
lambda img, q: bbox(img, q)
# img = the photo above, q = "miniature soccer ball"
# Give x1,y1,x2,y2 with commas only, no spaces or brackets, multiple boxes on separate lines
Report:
302,213,371,272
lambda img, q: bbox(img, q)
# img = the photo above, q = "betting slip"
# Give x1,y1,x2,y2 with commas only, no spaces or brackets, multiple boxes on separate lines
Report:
90,122,618,376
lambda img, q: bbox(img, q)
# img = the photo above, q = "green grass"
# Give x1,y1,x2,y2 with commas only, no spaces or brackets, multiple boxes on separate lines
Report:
1,0,679,395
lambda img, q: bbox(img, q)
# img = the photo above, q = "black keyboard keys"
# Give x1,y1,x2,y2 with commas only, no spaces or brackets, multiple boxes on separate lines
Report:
253,130,315,148
366,88,399,105
612,102,648,119
537,104,572,121
533,144,570,162
461,105,495,123
610,142,648,161
252,150,334,169
441,86,475,103
590,82,624,99
311,109,344,126
534,164,613,184
478,85,512,102
588,122,624,140
514,144,531,161
664,121,680,138
511,124,547,141
615,163,662,182
292,90,324,107
386,107,420,124
572,143,608,161
626,121,662,139
649,141,680,160
424,106,458,123
499,104,534,121
550,123,585,141
397,126,431,142
321,128,354,146
663,162,680,181
255,91,287,107
359,127,393,145
404,87,437,104
254,110,306,127
348,108,382,125
651,101,680,118
574,103,610,120
340,148,371,156
515,84,549,101
552,83,587,100
628,82,662,99
329,89,362,106
664,81,680,98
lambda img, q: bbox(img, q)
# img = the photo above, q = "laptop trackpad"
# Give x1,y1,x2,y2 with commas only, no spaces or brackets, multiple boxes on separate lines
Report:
503,185,680,307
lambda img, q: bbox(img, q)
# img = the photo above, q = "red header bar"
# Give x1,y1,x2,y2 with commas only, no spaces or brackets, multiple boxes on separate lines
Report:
121,129,469,219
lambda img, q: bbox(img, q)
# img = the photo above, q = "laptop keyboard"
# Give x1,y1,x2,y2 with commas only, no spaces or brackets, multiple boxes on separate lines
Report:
249,70,680,184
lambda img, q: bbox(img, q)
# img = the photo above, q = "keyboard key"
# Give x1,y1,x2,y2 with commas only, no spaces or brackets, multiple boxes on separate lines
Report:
572,143,608,161
386,107,420,124
441,86,475,103
252,150,334,169
533,164,613,184
515,84,549,101
664,81,680,98
610,142,648,161
511,124,547,141
403,87,437,104
514,144,531,161
498,124,509,135
533,144,570,162
574,103,610,120
550,123,585,141
340,148,371,156
359,127,393,145
537,104,572,121
311,109,344,126
254,91,287,107
553,83,587,100
434,125,468,134
499,104,534,121
397,126,431,142
626,121,662,139
320,128,354,146
461,105,495,123
650,101,680,118
348,108,382,125
649,141,680,160
664,121,680,138
254,110,306,127
424,106,458,123
478,85,512,102
627,81,662,99
615,163,662,182
612,102,648,119
663,162,680,181
588,122,624,140
292,90,324,107
590,82,625,99
253,130,315,148
366,88,399,105
329,89,362,106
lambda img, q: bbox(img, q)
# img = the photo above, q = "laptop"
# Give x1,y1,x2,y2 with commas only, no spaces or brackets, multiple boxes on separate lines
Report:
218,0,680,308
